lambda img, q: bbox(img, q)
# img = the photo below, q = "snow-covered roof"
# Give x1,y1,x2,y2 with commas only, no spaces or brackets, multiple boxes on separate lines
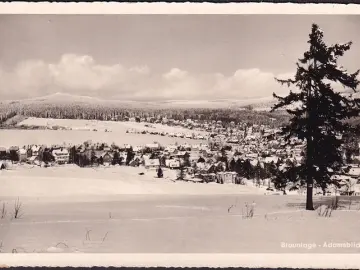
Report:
145,143,160,149
52,148,69,155
144,159,160,167
31,145,40,151
133,146,143,151
250,159,259,167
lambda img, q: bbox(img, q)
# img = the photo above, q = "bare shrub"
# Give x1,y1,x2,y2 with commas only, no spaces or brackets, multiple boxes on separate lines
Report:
227,198,239,213
242,201,256,219
331,196,340,210
227,204,236,213
102,232,109,242
85,229,92,241
12,198,23,219
317,204,333,217
1,202,6,219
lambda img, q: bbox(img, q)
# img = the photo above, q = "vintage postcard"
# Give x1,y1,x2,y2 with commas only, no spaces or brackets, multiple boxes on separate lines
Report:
1,2,360,268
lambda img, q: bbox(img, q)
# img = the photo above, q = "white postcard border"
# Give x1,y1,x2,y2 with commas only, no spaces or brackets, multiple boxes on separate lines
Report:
0,253,359,268
0,2,359,15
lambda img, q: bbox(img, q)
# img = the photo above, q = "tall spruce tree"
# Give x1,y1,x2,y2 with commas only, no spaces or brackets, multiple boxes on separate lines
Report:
271,24,360,210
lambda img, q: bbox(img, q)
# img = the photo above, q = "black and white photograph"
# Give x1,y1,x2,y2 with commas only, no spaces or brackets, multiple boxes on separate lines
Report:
1,7,360,261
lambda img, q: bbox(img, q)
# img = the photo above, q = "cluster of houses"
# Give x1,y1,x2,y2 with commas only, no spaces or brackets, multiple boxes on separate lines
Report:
0,131,304,186
0,118,310,188
126,128,207,141
2,135,360,195
0,144,70,165
127,118,287,146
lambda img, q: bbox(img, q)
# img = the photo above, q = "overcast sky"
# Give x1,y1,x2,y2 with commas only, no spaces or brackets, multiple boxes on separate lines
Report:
0,15,360,101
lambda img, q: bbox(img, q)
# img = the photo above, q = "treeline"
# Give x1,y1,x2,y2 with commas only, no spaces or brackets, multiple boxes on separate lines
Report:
0,102,290,127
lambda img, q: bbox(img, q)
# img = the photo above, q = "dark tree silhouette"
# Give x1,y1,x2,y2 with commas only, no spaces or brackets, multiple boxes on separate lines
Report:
271,159,302,195
183,152,191,167
217,149,229,171
343,130,360,163
98,156,104,165
177,161,187,180
9,149,19,162
243,159,253,179
254,161,262,184
229,159,236,171
126,147,135,166
157,167,163,178
160,156,167,167
271,24,360,210
42,150,54,163
69,146,76,164
90,150,96,165
112,151,121,165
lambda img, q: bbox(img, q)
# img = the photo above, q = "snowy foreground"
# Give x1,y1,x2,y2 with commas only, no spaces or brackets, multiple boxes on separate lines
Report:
1,165,360,253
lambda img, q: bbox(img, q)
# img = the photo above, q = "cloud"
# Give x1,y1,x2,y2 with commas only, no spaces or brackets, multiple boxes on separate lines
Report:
0,54,296,101
163,68,188,80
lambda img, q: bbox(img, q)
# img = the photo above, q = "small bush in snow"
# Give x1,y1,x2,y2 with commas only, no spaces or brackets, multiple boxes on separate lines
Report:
317,196,341,217
85,229,92,241
12,198,23,219
331,196,339,210
102,232,109,242
242,201,256,219
317,204,333,217
1,202,6,219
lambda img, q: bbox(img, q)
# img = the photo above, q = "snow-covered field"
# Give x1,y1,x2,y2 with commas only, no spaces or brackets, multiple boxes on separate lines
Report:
1,165,360,254
0,118,207,148
18,117,208,135
0,165,264,198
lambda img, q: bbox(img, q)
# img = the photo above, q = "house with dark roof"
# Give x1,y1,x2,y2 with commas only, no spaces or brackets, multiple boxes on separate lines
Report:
0,147,7,160
8,146,19,162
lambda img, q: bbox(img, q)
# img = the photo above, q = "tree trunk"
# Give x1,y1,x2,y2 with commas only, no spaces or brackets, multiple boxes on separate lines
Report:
306,181,314,210
305,63,315,211
305,134,315,210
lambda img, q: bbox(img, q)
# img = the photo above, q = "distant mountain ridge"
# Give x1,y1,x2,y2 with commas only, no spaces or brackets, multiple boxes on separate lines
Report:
3,92,278,111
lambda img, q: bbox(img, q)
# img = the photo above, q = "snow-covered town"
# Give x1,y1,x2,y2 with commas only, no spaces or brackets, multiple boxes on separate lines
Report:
1,116,360,196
